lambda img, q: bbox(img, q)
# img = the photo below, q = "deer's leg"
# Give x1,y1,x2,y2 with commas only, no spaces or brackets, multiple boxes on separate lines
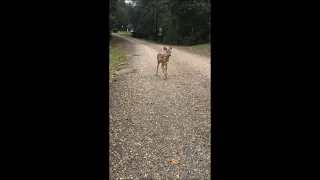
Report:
163,64,168,80
156,62,160,76
165,64,168,80
161,64,165,75
161,64,164,79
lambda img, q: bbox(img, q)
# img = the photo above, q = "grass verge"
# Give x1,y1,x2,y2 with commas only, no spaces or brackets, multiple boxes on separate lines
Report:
117,31,132,37
109,35,127,81
186,43,211,55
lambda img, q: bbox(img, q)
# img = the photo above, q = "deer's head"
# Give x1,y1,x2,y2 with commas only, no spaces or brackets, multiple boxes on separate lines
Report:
163,47,173,56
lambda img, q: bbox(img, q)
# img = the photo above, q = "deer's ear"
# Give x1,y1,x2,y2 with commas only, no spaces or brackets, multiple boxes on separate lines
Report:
163,47,167,51
169,47,172,50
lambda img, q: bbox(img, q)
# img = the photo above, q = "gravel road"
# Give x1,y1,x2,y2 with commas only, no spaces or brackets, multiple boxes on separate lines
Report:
109,33,211,179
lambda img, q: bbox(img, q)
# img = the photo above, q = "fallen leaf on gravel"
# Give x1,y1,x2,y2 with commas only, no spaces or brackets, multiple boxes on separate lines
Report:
170,158,180,164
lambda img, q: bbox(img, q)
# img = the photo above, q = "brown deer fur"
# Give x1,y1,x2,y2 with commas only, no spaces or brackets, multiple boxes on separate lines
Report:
156,47,172,80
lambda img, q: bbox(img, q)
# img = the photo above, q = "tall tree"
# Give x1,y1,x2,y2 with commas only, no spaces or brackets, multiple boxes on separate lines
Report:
116,0,211,45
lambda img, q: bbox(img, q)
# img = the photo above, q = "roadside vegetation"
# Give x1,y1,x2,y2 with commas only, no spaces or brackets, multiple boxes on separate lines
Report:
110,0,211,54
109,35,127,81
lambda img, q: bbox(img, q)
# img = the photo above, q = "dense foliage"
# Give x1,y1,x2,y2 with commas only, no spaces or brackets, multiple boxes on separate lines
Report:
110,0,211,45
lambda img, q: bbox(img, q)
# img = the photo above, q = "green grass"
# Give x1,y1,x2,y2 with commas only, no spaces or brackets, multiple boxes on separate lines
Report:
109,35,127,81
117,31,132,36
188,43,211,55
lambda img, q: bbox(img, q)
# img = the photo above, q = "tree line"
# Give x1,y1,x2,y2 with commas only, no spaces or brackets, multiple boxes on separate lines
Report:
110,0,211,46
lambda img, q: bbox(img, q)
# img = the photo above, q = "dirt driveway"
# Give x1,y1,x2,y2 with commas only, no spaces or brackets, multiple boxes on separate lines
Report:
109,33,211,179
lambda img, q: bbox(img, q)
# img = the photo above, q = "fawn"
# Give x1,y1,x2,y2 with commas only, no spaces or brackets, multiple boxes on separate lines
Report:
156,47,172,80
